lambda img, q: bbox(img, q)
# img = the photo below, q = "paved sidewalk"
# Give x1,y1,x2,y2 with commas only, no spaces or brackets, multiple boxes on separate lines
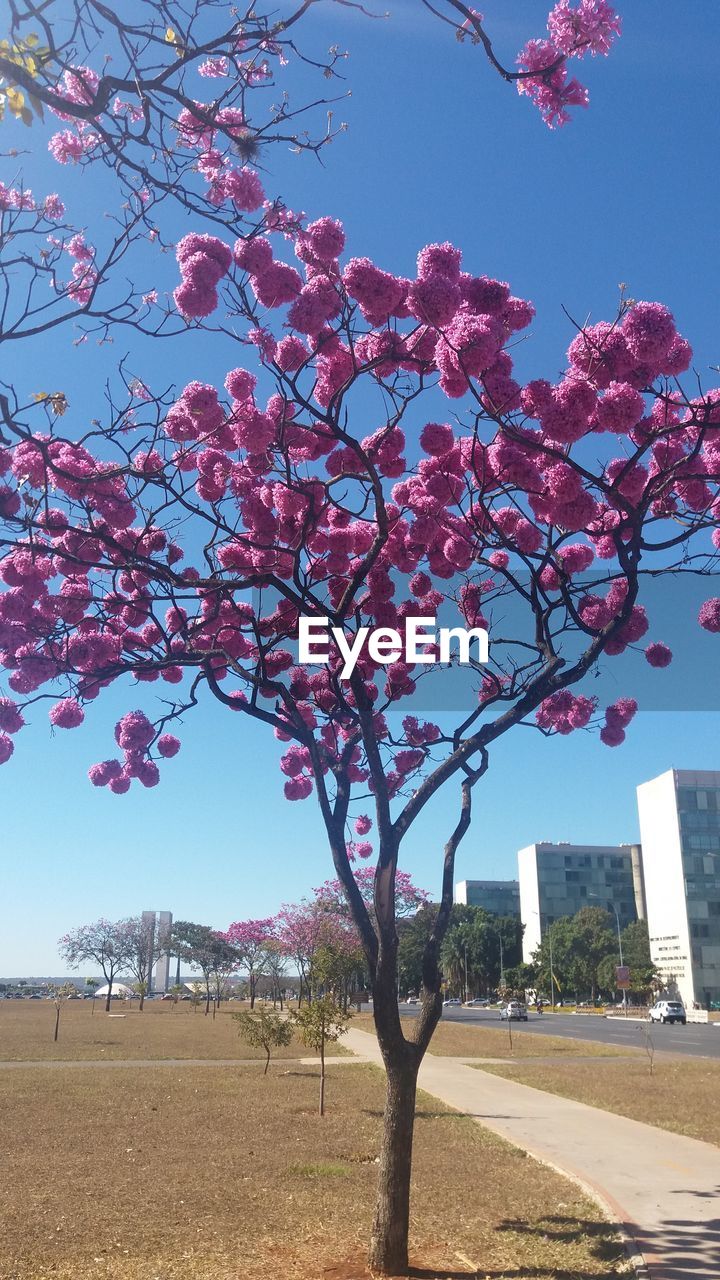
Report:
344,1027,720,1280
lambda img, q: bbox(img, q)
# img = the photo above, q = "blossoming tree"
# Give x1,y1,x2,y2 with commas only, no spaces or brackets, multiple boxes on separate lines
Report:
2,1,720,1274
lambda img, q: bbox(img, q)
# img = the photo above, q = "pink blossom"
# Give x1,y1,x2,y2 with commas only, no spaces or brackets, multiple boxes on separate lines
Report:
251,262,303,308
49,698,85,728
157,734,181,757
417,242,463,282
408,274,461,327
234,236,274,275
0,734,14,765
0,697,24,734
420,423,454,456
43,194,66,220
699,599,720,633
199,57,229,77
297,216,345,266
114,710,154,751
516,39,589,129
354,814,373,835
284,775,313,801
596,381,644,433
536,690,594,734
222,168,265,212
645,642,673,668
48,130,98,164
547,1,621,58
621,302,677,369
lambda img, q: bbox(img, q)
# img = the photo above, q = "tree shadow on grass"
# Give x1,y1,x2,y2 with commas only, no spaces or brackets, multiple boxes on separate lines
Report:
500,1213,720,1277
497,1215,622,1263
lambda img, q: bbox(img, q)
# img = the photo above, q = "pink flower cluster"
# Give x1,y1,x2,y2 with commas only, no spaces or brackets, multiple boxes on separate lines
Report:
65,233,97,306
600,697,638,747
536,690,595,735
174,233,233,318
87,712,180,793
517,2,621,127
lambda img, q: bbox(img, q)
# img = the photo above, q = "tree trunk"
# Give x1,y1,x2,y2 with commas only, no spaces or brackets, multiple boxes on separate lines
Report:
319,1030,326,1117
139,991,145,1012
54,1006,60,1042
368,1058,418,1275
105,984,111,1013
264,1046,270,1077
249,973,256,1010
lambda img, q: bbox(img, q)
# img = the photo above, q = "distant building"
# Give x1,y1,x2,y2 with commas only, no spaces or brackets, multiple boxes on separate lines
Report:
637,769,720,1009
519,842,644,963
454,880,520,917
142,910,173,993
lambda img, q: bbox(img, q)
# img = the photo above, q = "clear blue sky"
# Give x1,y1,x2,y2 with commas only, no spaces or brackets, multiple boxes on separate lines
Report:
2,1,720,975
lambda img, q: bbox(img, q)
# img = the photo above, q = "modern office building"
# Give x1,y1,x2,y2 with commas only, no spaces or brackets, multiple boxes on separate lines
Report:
454,880,520,916
142,910,173,993
637,769,720,1008
519,842,644,963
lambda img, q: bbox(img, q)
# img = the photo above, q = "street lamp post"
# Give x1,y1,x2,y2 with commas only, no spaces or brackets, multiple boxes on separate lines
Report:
463,943,469,1003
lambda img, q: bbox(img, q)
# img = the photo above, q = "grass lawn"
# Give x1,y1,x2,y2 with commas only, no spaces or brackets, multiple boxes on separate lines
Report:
0,1060,630,1280
480,1057,720,1146
0,999,345,1061
352,1013,629,1059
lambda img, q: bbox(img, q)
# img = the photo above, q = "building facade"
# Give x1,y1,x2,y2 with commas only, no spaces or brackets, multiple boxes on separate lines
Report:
637,769,720,1008
454,880,520,916
519,842,644,963
142,910,173,993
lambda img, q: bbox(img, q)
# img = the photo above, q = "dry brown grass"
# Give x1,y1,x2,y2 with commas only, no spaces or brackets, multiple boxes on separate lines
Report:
0,999,345,1061
481,1057,720,1146
0,1060,629,1280
353,1013,628,1059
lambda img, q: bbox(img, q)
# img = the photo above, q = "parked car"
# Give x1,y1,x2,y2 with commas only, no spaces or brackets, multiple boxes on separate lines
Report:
499,1000,528,1021
649,1000,686,1025
464,998,489,1007
405,996,419,1005
442,997,461,1007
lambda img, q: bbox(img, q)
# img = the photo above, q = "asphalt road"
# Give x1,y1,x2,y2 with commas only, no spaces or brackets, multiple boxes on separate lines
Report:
397,1004,720,1060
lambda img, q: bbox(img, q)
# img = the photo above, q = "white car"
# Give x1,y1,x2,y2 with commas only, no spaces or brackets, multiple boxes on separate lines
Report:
442,997,461,1007
649,1000,686,1025
464,998,489,1007
499,1000,528,1021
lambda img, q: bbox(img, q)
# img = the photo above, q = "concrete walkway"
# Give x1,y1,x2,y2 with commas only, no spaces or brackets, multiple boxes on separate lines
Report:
344,1027,720,1280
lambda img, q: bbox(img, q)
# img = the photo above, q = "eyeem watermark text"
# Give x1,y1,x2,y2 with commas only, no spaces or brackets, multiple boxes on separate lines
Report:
298,617,490,680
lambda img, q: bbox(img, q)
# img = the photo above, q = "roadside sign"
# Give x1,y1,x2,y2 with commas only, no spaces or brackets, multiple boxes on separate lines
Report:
616,965,630,990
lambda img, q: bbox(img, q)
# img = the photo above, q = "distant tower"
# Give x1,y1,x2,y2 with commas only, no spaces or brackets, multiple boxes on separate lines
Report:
143,911,173,993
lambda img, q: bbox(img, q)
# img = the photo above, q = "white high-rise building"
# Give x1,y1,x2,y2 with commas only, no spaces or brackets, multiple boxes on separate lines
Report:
637,770,720,1009
518,842,644,963
142,910,173,993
